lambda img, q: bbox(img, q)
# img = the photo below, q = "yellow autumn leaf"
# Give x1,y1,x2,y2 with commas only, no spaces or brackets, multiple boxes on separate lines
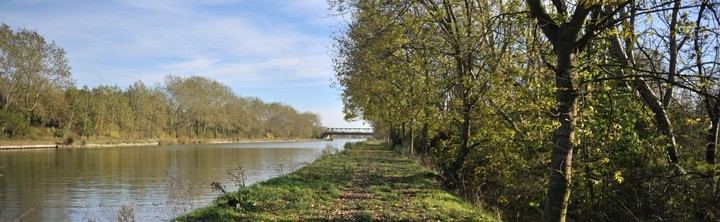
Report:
614,171,624,184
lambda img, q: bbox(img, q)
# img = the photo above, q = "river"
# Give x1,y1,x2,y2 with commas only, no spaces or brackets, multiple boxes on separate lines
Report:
0,139,362,221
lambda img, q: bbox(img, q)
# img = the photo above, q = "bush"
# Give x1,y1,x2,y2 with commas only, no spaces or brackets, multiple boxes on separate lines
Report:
65,136,74,145
0,109,30,138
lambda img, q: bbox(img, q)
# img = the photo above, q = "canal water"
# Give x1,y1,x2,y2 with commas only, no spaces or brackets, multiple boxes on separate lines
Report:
0,139,361,221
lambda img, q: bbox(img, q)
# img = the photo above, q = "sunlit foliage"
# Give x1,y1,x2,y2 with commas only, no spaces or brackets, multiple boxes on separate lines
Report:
331,0,720,220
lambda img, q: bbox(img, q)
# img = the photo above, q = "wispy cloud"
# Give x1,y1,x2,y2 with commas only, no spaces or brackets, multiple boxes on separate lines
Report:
112,0,238,13
7,2,329,84
0,0,364,127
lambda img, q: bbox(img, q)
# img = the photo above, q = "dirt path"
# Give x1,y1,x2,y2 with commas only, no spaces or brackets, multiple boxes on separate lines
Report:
329,150,380,219
324,147,457,221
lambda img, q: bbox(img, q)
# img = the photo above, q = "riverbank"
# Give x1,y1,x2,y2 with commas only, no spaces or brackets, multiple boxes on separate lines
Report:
0,138,321,150
175,142,496,221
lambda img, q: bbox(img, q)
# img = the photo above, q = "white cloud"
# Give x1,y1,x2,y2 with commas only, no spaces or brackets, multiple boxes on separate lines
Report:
151,54,331,88
0,0,359,127
161,57,219,72
112,0,239,13
113,0,186,13
22,6,333,87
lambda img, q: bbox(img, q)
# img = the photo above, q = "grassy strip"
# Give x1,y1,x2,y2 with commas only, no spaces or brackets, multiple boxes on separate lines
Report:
175,142,497,221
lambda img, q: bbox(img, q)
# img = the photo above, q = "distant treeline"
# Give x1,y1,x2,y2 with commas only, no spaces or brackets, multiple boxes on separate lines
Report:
0,23,324,141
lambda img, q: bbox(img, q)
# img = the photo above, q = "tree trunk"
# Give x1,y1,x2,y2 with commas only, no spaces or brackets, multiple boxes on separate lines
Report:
523,2,592,220
96,115,103,139
707,117,718,164
662,0,681,108
63,108,75,139
635,80,680,164
544,46,578,222
410,122,414,157
706,89,719,164
146,123,152,140
134,119,139,140
450,102,472,180
421,123,429,154
694,0,715,164
609,34,680,165
401,123,407,155
81,112,88,139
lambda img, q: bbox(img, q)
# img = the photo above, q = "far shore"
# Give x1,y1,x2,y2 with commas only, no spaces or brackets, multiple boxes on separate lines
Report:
0,138,323,150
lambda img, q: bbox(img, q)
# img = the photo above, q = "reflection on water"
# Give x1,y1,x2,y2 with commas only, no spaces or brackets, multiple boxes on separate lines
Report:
0,139,362,221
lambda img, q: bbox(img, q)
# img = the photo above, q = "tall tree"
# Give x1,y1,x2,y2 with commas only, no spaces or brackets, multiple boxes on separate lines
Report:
0,23,73,123
694,0,720,164
524,0,630,220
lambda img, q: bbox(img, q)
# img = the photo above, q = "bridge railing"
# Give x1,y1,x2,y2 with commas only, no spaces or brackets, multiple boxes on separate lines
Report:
321,128,375,140
323,128,374,134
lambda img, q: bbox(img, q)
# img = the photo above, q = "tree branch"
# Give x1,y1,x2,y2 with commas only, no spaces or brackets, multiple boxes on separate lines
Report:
526,0,561,44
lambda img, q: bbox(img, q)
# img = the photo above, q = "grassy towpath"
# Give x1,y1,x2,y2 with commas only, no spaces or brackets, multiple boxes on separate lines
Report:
176,142,496,221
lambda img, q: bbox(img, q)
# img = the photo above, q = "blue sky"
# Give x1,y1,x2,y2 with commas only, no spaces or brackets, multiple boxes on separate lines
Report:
0,0,366,128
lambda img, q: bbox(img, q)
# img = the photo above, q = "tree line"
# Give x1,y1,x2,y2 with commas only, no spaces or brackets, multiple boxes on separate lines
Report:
331,0,720,221
0,23,324,142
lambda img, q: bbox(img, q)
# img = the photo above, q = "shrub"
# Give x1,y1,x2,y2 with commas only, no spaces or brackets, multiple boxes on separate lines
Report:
0,109,30,138
65,136,74,145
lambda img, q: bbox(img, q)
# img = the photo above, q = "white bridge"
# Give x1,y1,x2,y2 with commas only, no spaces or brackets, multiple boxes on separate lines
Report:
321,128,374,139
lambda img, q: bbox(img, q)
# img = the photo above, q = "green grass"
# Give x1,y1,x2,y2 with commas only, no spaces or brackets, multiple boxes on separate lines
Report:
175,142,497,221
